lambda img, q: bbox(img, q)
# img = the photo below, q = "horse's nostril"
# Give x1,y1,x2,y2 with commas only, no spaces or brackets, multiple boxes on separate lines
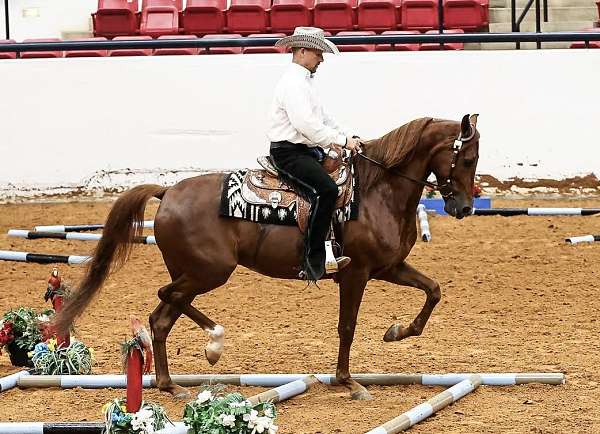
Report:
462,206,472,216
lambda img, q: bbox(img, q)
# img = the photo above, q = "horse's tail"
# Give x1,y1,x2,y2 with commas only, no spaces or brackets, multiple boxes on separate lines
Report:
54,184,167,335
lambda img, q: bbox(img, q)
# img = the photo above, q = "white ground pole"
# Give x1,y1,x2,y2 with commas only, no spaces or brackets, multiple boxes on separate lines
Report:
416,204,431,242
0,370,30,393
247,375,320,405
0,250,91,265
0,421,188,433
8,229,157,244
565,235,600,245
17,373,565,389
34,220,155,232
364,375,482,434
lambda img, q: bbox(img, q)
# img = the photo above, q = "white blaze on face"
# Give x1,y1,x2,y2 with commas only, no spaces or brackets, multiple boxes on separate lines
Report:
205,324,225,365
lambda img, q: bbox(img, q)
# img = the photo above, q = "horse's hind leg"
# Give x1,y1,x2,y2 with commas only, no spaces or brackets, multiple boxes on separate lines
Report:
157,277,226,365
377,261,441,341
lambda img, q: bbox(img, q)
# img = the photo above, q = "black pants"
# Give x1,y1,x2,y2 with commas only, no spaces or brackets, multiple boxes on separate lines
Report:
270,141,338,281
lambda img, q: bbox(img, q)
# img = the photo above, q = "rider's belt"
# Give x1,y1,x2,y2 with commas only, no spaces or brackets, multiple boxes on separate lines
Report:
270,141,303,150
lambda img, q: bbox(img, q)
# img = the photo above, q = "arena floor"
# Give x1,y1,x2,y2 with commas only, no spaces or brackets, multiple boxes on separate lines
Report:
0,198,598,433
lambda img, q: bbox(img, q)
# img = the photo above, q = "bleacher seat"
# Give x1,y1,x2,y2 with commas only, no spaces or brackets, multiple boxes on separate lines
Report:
374,30,419,50
336,30,376,51
182,0,227,35
243,33,287,53
65,37,109,57
443,0,487,31
313,0,357,33
0,40,17,59
20,38,64,58
270,0,314,34
140,0,180,37
199,34,244,54
569,28,600,48
154,34,200,54
227,0,271,35
401,0,438,31
357,0,401,32
93,0,139,38
419,28,464,49
108,35,153,55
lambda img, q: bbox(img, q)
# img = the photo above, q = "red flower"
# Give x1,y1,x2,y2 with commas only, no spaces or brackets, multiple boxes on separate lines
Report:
0,321,15,352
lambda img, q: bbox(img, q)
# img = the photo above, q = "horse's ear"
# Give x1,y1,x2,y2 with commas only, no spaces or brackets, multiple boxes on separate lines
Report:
469,114,479,129
460,114,471,138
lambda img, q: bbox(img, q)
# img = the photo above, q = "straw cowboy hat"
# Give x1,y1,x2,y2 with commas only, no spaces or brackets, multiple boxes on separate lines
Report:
275,27,340,54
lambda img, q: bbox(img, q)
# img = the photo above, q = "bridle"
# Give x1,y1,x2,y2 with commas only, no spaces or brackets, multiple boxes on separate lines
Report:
356,125,476,200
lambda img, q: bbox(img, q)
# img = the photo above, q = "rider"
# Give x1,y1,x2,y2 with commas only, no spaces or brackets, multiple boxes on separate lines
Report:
268,27,362,281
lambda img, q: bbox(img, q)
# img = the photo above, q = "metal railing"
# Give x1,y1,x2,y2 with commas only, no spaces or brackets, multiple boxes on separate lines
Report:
0,32,599,54
512,0,550,49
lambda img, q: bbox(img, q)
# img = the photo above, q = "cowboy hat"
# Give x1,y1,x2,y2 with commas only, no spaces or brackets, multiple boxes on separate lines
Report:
275,27,340,54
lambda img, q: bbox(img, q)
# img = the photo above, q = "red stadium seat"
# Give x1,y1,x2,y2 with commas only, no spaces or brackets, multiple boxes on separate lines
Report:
357,0,401,32
336,30,376,51
140,0,180,37
374,30,419,50
108,35,153,55
419,28,464,50
182,0,227,35
401,0,438,31
199,34,244,54
243,33,287,53
270,0,314,34
569,28,600,49
313,0,357,33
227,0,271,35
0,39,17,59
443,0,486,31
154,34,200,54
92,0,139,38
65,37,109,57
20,38,64,58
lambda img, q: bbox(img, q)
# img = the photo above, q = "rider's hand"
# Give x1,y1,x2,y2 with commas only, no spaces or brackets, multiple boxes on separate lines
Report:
344,136,362,153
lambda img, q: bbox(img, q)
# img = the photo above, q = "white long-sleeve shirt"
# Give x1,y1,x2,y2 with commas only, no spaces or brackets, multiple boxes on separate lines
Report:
267,62,347,148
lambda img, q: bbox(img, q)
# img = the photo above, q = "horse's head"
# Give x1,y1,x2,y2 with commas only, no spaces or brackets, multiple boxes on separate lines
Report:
429,114,480,219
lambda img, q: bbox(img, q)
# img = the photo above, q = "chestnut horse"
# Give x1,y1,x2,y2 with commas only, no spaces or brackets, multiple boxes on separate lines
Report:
56,114,480,400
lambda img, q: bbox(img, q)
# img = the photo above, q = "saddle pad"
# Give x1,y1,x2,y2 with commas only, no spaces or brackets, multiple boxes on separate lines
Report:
219,169,360,228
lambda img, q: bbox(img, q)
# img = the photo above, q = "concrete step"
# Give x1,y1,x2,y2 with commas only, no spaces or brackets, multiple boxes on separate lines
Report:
490,6,598,23
489,0,596,7
489,19,595,31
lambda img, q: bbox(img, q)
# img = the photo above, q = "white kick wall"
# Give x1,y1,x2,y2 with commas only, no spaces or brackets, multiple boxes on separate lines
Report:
0,49,599,199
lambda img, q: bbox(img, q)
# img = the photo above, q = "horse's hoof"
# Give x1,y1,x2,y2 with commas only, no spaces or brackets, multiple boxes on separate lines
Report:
351,389,373,400
383,324,402,341
162,383,191,400
205,348,222,366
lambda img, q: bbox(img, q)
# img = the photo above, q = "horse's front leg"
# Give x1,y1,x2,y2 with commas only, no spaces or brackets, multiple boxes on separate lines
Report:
377,261,441,342
335,269,372,400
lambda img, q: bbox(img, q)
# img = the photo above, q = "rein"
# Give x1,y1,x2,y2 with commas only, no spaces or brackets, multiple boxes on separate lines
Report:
356,126,475,199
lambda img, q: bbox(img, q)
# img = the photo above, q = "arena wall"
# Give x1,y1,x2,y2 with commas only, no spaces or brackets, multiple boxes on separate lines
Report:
0,50,599,199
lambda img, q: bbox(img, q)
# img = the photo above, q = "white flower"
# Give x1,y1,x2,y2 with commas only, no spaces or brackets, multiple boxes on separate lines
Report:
196,390,213,404
131,408,155,433
219,413,236,427
264,407,274,418
253,416,275,433
229,401,247,408
268,423,279,434
37,314,50,322
243,409,259,428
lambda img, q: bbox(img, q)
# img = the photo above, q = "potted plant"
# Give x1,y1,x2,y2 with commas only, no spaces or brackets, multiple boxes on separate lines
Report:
0,307,54,367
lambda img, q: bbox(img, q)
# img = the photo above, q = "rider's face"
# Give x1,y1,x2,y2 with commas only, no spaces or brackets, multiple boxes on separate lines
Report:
298,48,324,74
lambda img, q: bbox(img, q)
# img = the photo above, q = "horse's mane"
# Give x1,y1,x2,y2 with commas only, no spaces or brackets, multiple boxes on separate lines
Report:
360,117,433,188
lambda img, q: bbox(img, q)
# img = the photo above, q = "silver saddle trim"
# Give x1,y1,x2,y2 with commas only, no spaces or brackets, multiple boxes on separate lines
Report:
257,156,279,177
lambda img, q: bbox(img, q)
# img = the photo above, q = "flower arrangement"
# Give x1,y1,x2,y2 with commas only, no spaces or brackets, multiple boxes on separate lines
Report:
30,337,94,375
183,387,278,434
103,399,171,434
0,307,55,366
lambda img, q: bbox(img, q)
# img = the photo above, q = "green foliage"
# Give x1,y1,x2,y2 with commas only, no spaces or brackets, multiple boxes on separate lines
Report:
103,398,171,434
2,307,54,351
31,340,94,375
183,387,278,434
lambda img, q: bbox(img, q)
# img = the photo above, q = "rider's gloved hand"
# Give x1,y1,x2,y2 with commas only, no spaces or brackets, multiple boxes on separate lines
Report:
344,136,362,153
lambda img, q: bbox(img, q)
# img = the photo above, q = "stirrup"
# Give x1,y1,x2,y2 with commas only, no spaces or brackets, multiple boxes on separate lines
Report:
325,241,351,274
